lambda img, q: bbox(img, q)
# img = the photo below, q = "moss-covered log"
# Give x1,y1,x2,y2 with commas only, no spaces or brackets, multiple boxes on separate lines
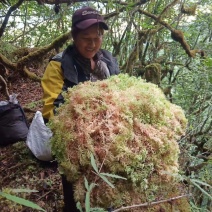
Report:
0,31,70,80
23,66,41,82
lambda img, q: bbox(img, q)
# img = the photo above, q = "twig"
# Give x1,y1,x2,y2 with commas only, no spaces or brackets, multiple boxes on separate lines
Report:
7,161,36,171
1,162,36,182
7,163,24,170
36,190,52,201
112,194,192,212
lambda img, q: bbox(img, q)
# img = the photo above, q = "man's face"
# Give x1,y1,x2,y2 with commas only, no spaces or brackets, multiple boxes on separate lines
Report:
74,24,103,59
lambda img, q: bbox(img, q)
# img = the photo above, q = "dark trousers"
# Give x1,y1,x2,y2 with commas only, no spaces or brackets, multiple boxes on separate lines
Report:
37,157,79,211
61,175,80,212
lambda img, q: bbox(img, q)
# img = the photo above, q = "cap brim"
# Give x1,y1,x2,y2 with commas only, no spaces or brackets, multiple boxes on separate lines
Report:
76,19,109,30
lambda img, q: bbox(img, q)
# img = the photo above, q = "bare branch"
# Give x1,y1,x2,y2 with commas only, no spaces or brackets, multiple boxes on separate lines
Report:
112,194,191,212
0,0,25,37
157,0,180,21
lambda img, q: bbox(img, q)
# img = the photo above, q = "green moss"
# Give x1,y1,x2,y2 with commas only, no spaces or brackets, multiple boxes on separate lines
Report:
50,74,188,209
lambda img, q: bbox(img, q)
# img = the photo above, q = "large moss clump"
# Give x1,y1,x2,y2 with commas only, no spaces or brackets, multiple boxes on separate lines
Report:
50,74,188,210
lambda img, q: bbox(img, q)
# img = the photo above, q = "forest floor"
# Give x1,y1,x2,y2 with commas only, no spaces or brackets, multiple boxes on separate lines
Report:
0,67,64,211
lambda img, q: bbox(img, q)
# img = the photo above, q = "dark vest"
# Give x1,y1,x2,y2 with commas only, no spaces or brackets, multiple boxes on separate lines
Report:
52,45,120,87
51,45,120,110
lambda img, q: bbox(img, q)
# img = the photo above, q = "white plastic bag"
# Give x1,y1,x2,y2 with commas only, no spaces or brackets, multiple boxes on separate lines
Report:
26,111,53,161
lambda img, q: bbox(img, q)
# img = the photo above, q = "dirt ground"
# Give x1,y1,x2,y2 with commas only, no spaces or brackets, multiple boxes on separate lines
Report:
0,68,64,211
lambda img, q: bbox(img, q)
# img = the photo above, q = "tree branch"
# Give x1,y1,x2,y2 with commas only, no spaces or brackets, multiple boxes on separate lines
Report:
17,31,70,66
157,0,179,21
112,194,191,212
23,66,41,82
136,8,201,58
0,0,25,37
104,0,150,20
1,31,70,80
34,0,150,6
0,53,17,70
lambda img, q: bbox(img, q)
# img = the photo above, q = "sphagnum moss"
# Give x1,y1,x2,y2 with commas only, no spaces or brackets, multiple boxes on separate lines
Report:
50,74,188,210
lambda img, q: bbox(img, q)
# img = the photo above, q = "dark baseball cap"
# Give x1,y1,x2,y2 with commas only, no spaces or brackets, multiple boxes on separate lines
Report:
72,7,109,30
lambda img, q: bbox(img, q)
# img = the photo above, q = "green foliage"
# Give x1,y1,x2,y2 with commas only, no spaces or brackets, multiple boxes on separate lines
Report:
90,153,127,189
190,179,212,200
0,189,46,211
0,41,17,61
76,153,124,212
172,53,212,210
0,1,71,48
25,100,43,109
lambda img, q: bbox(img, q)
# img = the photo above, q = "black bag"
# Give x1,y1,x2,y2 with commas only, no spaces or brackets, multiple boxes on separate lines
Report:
0,102,29,146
